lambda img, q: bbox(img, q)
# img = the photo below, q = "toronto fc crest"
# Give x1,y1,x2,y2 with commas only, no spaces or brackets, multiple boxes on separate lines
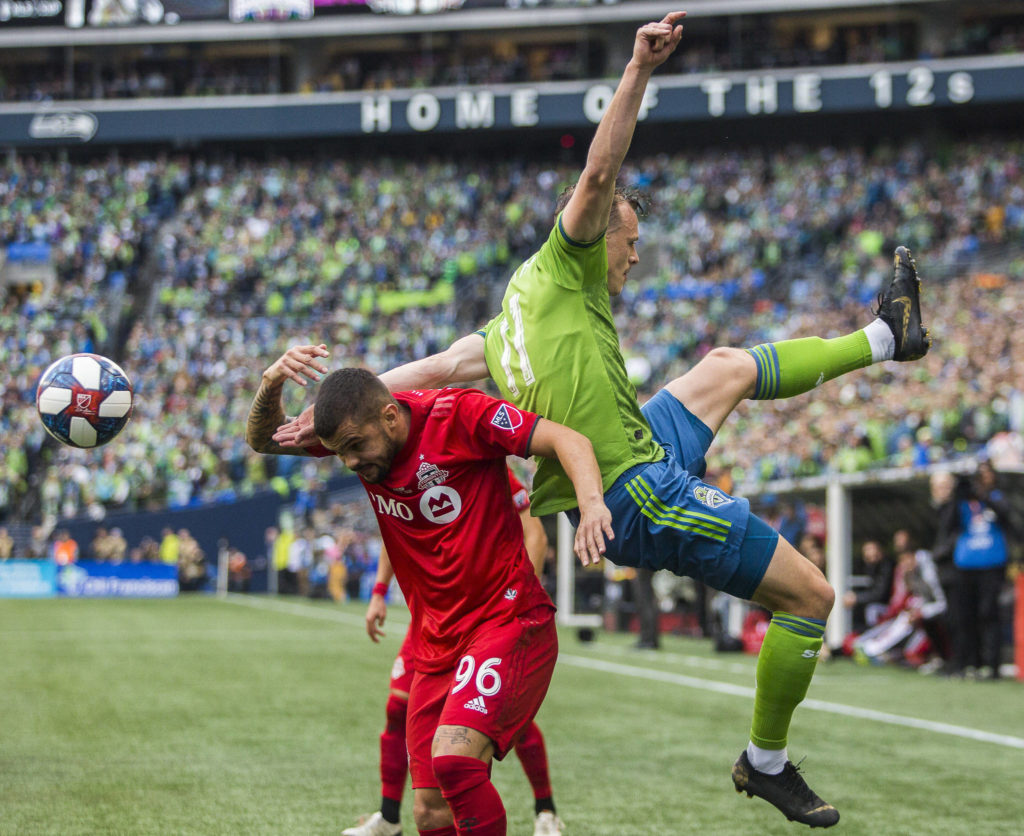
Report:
416,460,449,491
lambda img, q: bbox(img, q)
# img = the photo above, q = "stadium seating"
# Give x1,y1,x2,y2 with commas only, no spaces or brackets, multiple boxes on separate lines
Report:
2,138,1022,525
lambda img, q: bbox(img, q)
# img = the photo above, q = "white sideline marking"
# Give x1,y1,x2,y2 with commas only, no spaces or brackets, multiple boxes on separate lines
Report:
222,595,1024,750
223,592,386,629
558,654,1024,751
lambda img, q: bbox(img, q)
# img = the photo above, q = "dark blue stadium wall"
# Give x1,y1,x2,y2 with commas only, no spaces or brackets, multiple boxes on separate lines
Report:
61,490,284,584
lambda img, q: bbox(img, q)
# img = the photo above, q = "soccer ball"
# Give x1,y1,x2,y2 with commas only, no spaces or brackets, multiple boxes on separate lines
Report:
36,353,134,449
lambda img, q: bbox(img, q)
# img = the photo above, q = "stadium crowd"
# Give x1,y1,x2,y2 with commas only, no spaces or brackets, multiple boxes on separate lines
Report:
2,16,1024,104
1,137,1023,530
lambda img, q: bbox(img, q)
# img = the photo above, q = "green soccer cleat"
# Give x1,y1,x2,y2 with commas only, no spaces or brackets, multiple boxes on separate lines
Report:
875,245,931,361
732,751,840,828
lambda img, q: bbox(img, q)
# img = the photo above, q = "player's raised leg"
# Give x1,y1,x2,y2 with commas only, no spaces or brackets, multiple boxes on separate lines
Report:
664,246,931,437
731,533,840,828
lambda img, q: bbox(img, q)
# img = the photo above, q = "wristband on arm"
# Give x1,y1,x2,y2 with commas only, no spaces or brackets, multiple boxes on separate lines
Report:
373,582,390,598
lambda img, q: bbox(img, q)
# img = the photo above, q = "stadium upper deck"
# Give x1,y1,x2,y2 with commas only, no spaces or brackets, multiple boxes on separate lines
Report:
0,0,1023,119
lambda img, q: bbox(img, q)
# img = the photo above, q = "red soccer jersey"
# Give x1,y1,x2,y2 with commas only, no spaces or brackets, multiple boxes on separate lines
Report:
362,388,553,673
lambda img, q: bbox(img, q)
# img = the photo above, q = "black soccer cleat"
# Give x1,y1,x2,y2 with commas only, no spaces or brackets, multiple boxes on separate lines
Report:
874,245,931,361
732,751,840,829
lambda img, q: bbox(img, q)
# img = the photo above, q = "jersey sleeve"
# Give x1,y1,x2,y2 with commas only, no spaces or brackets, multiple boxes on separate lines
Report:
446,390,540,460
537,214,608,292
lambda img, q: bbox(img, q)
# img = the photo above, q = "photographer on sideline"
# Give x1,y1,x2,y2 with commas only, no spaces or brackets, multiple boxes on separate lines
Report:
936,461,1020,679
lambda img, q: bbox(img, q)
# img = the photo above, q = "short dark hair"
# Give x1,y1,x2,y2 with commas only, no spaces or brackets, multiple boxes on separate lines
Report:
554,184,650,232
314,368,394,441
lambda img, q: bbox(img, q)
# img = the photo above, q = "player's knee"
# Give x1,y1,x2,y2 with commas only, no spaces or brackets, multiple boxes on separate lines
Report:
432,754,489,802
804,575,835,620
705,347,757,389
384,693,407,733
412,789,451,831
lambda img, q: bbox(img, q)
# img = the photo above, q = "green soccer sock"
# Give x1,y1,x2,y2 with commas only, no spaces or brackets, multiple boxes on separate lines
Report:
749,613,826,750
747,332,873,400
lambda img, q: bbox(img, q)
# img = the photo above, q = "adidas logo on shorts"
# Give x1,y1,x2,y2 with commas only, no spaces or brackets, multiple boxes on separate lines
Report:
463,696,488,714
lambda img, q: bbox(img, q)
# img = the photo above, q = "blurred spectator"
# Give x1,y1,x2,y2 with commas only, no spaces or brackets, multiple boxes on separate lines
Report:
287,527,315,597
850,535,947,669
177,528,208,592
138,536,160,562
270,526,296,594
343,532,376,600
227,546,251,593
842,539,894,633
51,529,79,565
90,527,112,562
632,568,660,650
27,526,49,559
772,501,808,546
107,528,128,564
322,527,348,603
937,461,1019,679
0,525,13,560
158,527,180,566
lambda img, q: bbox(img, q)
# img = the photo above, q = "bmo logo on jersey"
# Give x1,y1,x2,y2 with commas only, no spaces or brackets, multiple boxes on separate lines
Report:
420,485,462,525
372,495,414,520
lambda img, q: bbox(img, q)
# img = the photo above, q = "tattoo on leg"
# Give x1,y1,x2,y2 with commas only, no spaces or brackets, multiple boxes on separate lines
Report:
434,726,473,748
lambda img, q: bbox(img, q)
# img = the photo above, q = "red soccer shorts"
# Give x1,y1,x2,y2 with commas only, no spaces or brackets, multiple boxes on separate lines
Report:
391,628,416,695
406,605,557,789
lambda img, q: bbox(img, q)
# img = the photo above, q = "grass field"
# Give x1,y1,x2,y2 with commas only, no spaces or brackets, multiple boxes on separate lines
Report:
2,594,1022,836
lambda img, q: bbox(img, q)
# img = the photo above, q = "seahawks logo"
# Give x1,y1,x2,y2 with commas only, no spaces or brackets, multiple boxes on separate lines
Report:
693,485,731,509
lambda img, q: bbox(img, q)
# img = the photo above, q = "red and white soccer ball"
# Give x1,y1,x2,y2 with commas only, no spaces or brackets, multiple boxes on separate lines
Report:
36,353,134,449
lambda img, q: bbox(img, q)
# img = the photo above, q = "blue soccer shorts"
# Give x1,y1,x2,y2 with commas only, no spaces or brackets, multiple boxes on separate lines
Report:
571,389,777,600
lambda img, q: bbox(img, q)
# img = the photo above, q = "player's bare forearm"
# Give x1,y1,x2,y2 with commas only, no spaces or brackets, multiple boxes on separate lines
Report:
562,13,685,243
520,510,549,578
380,333,489,392
528,419,614,565
375,545,396,587
366,545,396,642
246,379,310,456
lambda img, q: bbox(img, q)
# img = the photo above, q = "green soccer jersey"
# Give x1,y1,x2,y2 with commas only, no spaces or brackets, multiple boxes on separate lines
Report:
482,215,664,515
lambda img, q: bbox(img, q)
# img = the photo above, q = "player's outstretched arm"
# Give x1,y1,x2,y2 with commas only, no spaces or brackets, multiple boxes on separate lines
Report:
247,343,331,455
527,418,614,567
560,11,685,245
366,545,396,643
379,332,489,391
273,333,488,449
